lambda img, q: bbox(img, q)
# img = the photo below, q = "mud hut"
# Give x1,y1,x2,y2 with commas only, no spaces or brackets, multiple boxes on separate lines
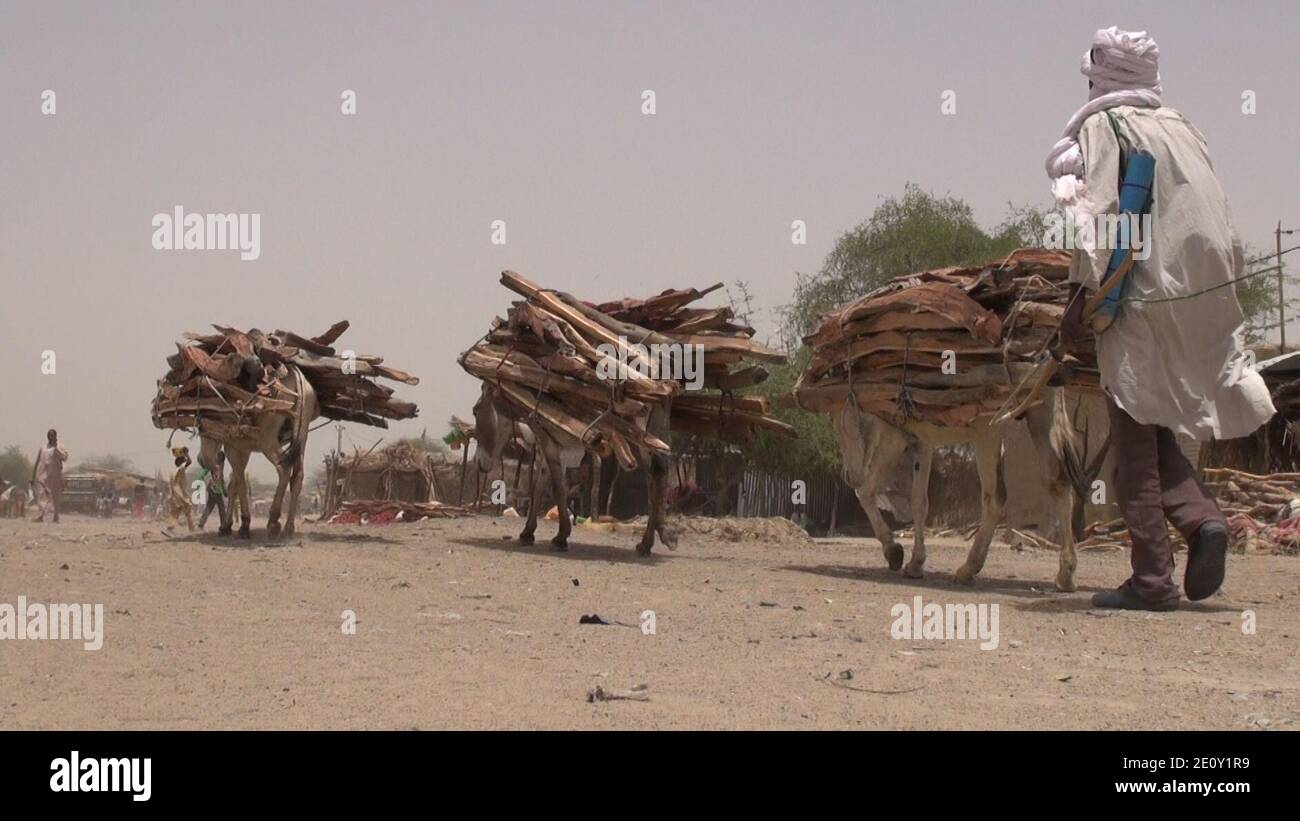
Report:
322,441,440,516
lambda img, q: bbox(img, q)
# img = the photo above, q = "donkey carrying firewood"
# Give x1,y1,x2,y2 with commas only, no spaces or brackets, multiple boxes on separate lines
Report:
197,364,319,540
834,387,1084,591
471,382,675,554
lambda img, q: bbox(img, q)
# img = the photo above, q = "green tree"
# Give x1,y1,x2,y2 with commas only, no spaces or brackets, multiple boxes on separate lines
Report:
780,184,1045,346
745,349,841,477
0,445,33,485
1236,245,1289,346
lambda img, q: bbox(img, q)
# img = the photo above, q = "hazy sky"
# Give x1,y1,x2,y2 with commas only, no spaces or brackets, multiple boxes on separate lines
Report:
2,0,1297,479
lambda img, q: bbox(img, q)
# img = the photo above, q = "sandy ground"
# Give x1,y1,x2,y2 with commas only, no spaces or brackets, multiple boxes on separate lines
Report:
0,513,1296,730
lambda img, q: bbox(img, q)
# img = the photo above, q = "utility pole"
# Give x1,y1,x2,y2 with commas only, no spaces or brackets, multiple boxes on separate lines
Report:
1279,220,1287,352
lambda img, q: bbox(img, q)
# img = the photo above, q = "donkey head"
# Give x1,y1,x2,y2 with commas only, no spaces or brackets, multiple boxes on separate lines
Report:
472,383,508,473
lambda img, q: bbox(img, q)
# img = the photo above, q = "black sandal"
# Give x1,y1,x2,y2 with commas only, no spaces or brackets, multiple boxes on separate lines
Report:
1185,521,1228,601
1091,582,1178,612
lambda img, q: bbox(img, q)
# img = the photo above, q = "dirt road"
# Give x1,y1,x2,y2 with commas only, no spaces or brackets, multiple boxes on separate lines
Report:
1,514,1295,729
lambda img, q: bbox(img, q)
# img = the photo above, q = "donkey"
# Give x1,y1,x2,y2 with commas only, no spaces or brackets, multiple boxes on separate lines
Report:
471,382,675,554
834,387,1081,591
198,364,319,540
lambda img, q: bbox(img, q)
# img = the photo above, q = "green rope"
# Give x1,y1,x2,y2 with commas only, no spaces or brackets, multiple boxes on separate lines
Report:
1117,263,1283,305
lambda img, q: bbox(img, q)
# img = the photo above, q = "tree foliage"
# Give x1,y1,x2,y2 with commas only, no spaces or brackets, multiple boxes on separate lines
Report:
1236,244,1290,346
744,349,841,477
779,185,1045,346
0,445,33,485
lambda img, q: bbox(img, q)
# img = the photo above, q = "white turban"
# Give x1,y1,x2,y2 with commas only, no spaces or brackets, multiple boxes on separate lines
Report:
1045,27,1163,213
1083,26,1162,99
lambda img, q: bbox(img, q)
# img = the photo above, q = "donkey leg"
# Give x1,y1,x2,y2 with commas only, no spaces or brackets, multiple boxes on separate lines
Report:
852,431,907,570
519,459,539,545
955,429,1007,585
903,444,934,579
545,453,571,551
1050,479,1078,592
266,460,290,540
1026,402,1079,592
836,402,909,570
656,473,678,552
226,450,252,539
283,454,304,538
238,475,252,539
638,455,672,555
200,440,233,536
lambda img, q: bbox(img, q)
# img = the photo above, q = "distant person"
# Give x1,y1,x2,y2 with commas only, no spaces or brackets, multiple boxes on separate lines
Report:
163,446,195,535
97,486,114,518
0,478,25,518
31,428,68,523
133,482,147,519
196,450,229,531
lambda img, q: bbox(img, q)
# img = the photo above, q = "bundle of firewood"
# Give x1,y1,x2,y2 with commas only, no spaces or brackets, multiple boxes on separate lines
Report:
794,249,1101,426
1203,467,1300,520
152,321,419,440
459,271,795,470
1010,520,1161,552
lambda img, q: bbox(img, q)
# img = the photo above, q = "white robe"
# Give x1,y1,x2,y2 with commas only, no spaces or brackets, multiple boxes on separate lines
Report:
1069,105,1274,441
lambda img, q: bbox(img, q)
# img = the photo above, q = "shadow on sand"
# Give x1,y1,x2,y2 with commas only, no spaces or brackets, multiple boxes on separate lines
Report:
448,534,668,566
778,562,1241,615
776,562,1108,602
159,528,402,548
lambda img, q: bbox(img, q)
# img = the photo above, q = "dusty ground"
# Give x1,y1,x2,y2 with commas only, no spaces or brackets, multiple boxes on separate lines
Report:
0,513,1296,730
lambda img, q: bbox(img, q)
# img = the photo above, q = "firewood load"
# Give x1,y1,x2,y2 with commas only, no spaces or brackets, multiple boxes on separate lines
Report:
151,320,420,439
459,271,796,471
794,249,1103,427
1202,467,1300,520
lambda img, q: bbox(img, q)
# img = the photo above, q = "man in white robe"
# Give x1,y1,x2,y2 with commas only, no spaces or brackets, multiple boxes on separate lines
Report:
31,428,69,523
1055,28,1274,610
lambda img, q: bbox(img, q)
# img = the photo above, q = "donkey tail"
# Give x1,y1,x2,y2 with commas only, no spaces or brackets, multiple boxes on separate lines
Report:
1049,388,1087,494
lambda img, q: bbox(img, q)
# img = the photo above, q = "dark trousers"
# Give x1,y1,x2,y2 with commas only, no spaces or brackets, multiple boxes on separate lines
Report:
198,492,228,530
1108,399,1225,602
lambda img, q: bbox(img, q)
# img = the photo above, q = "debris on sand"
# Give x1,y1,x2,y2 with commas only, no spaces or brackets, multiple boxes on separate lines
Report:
587,684,649,703
327,500,475,525
818,671,924,695
649,515,812,545
578,613,641,629
1012,521,1172,553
